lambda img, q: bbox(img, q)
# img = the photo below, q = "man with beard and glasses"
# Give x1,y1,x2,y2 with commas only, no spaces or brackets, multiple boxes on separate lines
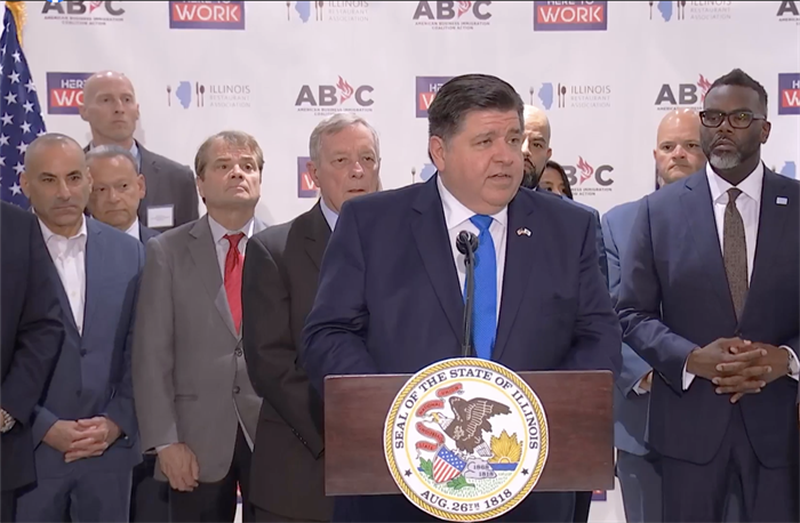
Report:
603,108,707,523
616,69,799,522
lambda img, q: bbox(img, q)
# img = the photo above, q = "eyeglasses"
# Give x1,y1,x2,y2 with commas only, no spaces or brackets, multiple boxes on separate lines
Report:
699,110,766,129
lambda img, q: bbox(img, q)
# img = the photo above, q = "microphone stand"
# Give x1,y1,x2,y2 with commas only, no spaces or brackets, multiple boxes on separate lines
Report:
462,246,476,358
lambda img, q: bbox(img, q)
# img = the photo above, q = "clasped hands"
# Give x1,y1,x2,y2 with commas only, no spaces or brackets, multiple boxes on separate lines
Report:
42,416,122,463
687,337,789,403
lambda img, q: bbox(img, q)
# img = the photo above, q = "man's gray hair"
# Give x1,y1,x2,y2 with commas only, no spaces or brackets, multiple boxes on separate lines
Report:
86,144,138,172
309,113,380,164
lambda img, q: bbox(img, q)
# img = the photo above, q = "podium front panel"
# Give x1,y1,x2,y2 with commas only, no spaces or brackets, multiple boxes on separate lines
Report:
324,370,613,496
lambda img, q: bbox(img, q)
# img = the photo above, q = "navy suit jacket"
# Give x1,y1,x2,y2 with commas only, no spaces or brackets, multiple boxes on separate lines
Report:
0,202,64,491
140,223,160,244
616,167,799,467
302,175,621,521
532,188,608,287
31,218,144,477
602,200,652,456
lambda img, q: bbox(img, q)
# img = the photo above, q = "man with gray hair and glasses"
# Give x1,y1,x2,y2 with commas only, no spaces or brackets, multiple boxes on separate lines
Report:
241,113,381,522
87,145,160,245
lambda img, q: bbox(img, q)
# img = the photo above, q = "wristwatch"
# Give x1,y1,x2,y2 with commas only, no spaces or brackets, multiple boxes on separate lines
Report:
0,409,16,433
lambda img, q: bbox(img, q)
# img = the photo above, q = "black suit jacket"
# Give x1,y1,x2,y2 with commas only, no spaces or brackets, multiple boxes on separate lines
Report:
84,141,199,231
617,167,799,467
0,202,64,491
241,202,333,521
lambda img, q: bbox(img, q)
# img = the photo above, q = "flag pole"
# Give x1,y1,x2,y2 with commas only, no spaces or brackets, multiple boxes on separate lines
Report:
5,1,26,47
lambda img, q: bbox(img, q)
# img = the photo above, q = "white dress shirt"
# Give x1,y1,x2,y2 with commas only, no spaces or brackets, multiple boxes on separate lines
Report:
124,219,140,241
320,197,338,232
682,162,799,389
207,215,254,277
38,216,88,335
437,176,507,322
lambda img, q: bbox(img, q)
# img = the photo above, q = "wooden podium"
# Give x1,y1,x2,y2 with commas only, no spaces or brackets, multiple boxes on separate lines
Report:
323,370,614,496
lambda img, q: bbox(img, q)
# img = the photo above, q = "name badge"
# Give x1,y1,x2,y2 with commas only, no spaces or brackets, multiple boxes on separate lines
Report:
147,205,174,229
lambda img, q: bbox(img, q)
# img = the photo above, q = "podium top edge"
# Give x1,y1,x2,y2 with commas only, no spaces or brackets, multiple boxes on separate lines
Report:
323,369,614,381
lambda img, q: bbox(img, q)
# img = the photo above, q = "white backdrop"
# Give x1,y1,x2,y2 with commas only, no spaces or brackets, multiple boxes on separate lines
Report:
8,1,800,521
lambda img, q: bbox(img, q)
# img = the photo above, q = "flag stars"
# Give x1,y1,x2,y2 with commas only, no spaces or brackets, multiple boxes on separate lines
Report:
24,79,36,93
1,113,12,126
9,182,22,196
22,101,34,113
4,92,17,105
16,141,28,154
20,121,31,134
11,51,20,64
0,134,9,146
8,71,20,84
12,162,24,175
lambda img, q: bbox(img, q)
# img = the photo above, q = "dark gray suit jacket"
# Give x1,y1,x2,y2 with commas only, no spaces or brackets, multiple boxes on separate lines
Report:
138,143,199,231
242,202,333,521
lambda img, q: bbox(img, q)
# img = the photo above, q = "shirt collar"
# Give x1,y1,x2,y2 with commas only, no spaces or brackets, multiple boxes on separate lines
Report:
436,174,508,230
207,214,255,246
706,161,764,205
319,197,339,232
38,214,88,246
124,218,140,240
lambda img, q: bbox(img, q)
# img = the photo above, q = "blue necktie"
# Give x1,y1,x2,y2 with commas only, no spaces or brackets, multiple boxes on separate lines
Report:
465,215,497,360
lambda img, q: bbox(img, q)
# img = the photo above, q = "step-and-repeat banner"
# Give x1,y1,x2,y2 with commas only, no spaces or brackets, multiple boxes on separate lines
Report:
12,1,800,519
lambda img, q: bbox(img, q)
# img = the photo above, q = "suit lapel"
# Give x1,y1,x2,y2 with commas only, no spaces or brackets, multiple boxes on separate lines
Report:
747,169,792,313
52,267,79,335
679,173,735,317
137,143,163,209
82,219,103,337
188,216,238,339
411,176,464,344
493,194,537,360
304,202,331,271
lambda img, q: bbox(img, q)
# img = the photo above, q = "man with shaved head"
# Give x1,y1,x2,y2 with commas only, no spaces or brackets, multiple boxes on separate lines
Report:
602,109,706,522
80,70,198,232
15,133,144,522
521,105,552,188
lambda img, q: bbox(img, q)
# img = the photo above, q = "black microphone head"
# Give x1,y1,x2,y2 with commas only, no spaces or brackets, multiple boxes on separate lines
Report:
456,230,479,255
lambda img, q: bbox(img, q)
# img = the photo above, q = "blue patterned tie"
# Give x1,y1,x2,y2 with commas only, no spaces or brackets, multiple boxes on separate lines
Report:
465,215,497,360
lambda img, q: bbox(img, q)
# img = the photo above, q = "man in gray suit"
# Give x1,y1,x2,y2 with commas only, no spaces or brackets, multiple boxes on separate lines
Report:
81,71,199,232
132,131,266,522
602,109,706,522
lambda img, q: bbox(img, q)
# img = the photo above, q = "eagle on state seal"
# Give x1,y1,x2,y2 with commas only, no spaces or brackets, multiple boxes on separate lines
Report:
430,396,510,457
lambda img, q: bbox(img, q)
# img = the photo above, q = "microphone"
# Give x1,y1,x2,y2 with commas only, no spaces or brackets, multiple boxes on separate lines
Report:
456,231,479,358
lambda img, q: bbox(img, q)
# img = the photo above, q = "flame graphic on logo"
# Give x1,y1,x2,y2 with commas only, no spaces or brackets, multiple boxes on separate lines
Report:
457,1,472,17
698,74,712,101
88,1,103,13
576,156,594,185
336,76,355,104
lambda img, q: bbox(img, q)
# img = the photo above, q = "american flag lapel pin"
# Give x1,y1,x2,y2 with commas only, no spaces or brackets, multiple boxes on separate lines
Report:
776,196,788,206
516,227,532,237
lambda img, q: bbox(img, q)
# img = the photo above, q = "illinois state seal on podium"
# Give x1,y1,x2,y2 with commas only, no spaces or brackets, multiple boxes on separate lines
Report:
383,358,549,521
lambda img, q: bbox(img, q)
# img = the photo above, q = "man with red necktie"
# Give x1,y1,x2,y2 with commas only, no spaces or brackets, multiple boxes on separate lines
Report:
132,131,268,522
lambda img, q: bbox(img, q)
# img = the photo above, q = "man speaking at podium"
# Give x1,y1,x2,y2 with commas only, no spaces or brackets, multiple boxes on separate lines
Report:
302,74,622,522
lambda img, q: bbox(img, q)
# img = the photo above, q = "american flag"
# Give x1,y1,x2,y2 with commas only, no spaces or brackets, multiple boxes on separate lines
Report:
1,7,47,209
433,446,466,484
